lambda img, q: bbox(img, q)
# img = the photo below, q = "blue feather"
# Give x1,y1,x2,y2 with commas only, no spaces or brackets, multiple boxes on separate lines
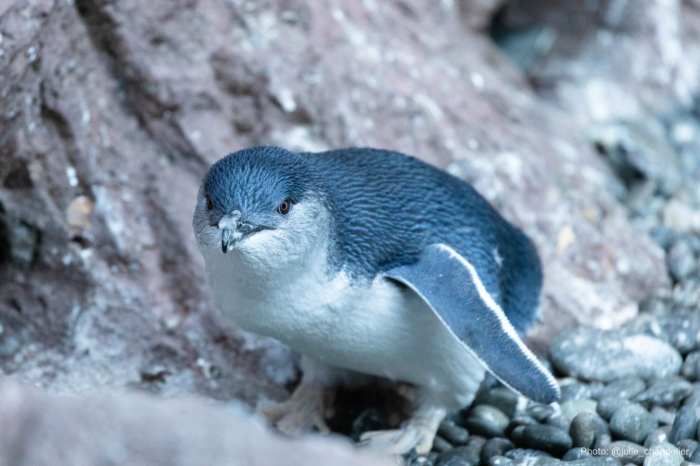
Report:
203,146,543,334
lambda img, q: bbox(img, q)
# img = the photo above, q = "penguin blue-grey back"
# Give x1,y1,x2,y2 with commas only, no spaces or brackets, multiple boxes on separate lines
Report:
193,145,558,455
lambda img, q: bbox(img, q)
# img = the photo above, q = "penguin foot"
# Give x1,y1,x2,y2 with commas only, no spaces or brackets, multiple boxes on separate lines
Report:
260,383,331,435
359,405,446,455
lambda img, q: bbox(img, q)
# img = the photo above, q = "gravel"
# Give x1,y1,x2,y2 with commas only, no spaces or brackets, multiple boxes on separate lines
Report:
609,404,658,444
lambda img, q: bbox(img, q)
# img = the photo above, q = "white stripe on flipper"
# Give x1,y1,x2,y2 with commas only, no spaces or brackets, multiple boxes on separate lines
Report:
435,243,559,396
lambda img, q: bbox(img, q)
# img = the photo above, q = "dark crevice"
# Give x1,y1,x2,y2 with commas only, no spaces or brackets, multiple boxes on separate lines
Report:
0,203,10,267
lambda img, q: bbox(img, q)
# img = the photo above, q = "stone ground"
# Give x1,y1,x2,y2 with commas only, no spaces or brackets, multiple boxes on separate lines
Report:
0,1,699,465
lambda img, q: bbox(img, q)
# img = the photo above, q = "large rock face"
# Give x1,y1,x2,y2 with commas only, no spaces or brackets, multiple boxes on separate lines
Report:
0,0,685,461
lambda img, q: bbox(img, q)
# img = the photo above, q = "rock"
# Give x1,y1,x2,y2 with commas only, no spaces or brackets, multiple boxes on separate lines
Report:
650,407,676,426
567,459,621,466
514,424,573,456
622,311,700,355
550,328,682,382
609,404,657,444
489,456,515,466
666,239,697,282
561,400,598,422
598,398,634,421
682,351,700,381
598,377,646,401
607,441,646,465
690,445,700,463
570,412,610,449
433,436,453,453
481,438,515,463
526,403,556,422
476,387,520,418
562,447,591,461
464,405,510,437
0,0,671,408
0,381,389,466
674,438,697,459
643,442,683,466
634,378,693,406
436,438,486,466
438,419,470,446
504,448,553,462
560,381,594,402
644,429,669,447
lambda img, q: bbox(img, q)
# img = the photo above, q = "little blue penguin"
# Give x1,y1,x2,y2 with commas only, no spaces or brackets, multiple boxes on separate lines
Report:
192,146,560,454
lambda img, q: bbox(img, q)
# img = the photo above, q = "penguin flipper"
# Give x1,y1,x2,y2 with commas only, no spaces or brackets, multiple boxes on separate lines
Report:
383,243,560,404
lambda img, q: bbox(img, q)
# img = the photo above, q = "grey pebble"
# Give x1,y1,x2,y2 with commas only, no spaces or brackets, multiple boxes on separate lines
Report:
674,438,697,459
650,407,677,426
689,444,700,463
464,405,510,437
433,435,453,453
476,387,520,418
607,441,646,465
667,239,697,283
505,448,553,461
489,456,515,466
560,381,594,402
669,405,698,443
566,457,622,466
634,377,692,406
571,412,610,449
642,442,683,466
682,352,700,381
598,398,633,421
527,403,556,422
550,328,682,382
506,416,538,437
482,438,515,463
598,377,646,400
561,400,599,423
623,311,700,355
645,428,670,447
439,419,470,446
610,403,657,444
562,447,592,461
594,434,613,449
435,442,482,466
515,424,573,456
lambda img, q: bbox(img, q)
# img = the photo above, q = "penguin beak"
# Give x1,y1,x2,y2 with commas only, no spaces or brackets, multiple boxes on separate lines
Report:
218,212,265,253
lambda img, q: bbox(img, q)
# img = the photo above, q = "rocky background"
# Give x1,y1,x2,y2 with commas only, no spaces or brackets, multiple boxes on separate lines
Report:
0,0,698,465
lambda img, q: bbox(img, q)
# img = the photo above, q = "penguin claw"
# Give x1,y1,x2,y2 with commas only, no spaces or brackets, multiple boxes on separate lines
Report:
260,383,330,435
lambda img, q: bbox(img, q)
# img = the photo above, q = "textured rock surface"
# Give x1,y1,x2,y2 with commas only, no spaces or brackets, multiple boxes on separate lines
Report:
0,380,390,466
0,0,691,462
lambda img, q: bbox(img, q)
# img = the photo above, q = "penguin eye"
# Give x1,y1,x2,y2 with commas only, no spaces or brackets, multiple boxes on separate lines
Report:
276,199,292,215
206,196,214,210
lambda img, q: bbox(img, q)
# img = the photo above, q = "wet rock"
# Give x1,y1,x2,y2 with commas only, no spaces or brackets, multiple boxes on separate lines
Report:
550,328,682,382
607,441,646,465
481,438,515,463
666,239,697,282
669,405,698,444
643,442,682,466
570,412,609,449
609,404,657,444
561,400,598,422
598,377,646,401
560,381,594,402
433,436,454,453
504,448,553,462
682,351,700,381
438,419,470,446
464,405,510,437
650,407,676,427
674,438,697,459
526,403,556,422
514,424,573,456
562,447,591,461
622,311,700,355
644,429,669,448
475,387,520,418
634,378,692,406
436,437,486,466
598,398,633,421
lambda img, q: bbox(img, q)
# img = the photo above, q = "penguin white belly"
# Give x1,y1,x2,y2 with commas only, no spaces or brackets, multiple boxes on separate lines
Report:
205,247,485,407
